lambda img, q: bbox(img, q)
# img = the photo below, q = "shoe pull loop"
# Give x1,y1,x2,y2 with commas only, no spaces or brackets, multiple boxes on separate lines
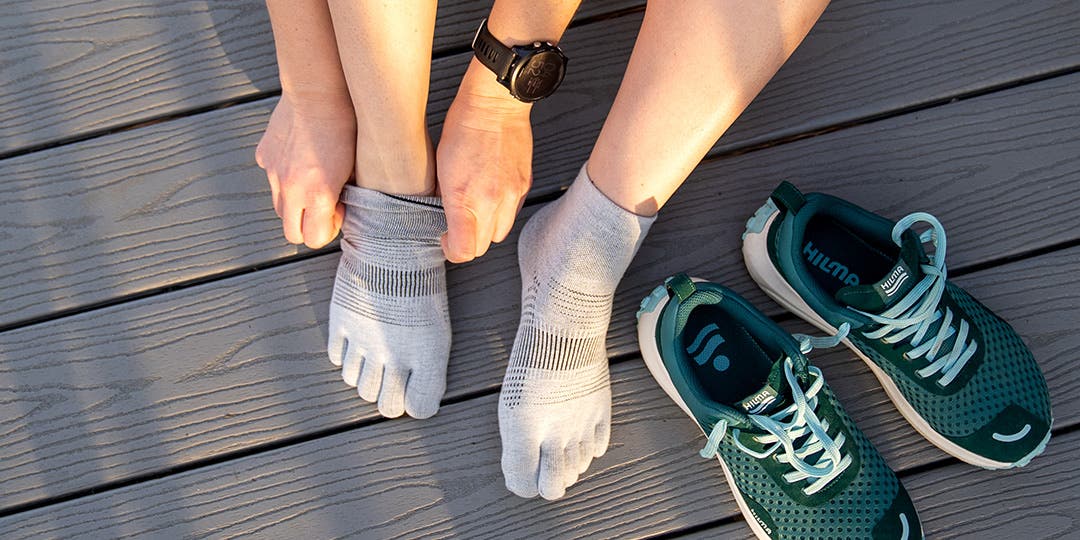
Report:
664,273,698,302
770,181,807,214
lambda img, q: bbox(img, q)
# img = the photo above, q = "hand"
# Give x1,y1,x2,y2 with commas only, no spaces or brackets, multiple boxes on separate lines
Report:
436,60,534,263
255,91,356,249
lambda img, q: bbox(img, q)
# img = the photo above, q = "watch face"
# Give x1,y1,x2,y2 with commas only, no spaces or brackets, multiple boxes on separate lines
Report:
510,49,566,102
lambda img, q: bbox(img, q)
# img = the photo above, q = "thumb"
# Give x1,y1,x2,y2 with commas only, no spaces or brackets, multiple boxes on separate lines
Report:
301,199,339,249
442,203,478,263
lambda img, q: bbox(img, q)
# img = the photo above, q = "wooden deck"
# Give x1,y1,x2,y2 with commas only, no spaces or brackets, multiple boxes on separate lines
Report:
1,1,1078,538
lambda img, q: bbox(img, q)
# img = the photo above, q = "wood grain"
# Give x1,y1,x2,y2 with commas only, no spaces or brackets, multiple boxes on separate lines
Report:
0,195,1075,518
4,0,1078,163
0,0,641,154
3,67,1077,334
0,250,1075,538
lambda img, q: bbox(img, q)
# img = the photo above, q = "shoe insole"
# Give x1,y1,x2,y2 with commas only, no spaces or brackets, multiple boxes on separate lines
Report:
802,216,896,297
681,305,776,406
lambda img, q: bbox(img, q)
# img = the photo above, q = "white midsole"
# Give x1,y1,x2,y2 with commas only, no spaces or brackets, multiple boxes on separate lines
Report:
741,209,1043,470
636,284,773,540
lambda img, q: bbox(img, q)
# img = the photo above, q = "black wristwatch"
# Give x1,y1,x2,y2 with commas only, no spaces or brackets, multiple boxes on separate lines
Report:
471,18,568,102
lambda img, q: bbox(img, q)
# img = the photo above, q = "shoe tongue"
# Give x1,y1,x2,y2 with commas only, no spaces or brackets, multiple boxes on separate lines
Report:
835,230,924,312
736,357,792,416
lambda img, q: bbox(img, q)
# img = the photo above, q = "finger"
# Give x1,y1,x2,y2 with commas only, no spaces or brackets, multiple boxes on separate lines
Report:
331,202,345,239
471,202,498,259
443,204,478,263
255,136,270,169
280,197,304,244
301,196,338,249
268,172,282,217
492,195,521,244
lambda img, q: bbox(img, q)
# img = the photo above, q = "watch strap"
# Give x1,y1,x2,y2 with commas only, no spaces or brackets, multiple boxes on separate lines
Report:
471,19,516,81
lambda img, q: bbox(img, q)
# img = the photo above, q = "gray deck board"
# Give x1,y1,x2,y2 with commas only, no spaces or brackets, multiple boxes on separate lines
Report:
0,158,1075,513
1,72,1076,510
1,1,1078,535
686,428,1080,540
0,0,640,154
4,0,1078,163
2,56,1077,334
0,243,1074,537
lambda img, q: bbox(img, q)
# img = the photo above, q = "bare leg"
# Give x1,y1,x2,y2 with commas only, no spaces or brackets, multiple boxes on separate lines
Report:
324,2,451,420
327,1,438,195
589,0,831,215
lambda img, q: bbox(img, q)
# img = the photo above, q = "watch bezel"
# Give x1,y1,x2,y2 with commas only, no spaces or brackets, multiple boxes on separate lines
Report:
506,43,568,103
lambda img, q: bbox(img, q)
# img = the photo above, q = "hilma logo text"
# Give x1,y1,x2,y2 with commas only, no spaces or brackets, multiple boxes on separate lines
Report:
804,241,860,286
881,265,909,297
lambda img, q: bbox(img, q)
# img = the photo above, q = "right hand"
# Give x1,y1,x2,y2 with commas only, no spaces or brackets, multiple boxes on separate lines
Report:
255,91,357,249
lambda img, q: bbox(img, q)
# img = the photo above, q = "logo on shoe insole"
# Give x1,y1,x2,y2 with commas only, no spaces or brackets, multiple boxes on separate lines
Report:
804,241,860,286
687,323,730,371
881,264,909,297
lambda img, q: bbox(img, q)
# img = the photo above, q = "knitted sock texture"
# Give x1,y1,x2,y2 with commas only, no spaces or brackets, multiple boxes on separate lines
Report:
500,164,655,499
328,185,450,419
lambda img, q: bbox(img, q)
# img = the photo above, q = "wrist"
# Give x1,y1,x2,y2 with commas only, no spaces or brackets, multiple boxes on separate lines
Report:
456,57,534,115
280,85,355,121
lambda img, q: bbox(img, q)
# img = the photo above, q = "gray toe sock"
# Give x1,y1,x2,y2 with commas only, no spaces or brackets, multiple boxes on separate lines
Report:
328,185,450,419
500,164,655,500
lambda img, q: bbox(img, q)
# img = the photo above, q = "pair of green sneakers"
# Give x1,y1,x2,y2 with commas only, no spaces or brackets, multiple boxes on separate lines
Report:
635,182,1052,540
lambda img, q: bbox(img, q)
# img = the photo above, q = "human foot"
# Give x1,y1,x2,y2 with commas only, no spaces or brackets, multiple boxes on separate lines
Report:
500,165,655,499
328,185,450,419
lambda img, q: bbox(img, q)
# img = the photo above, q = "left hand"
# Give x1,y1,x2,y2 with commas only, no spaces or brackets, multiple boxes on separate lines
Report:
436,59,534,263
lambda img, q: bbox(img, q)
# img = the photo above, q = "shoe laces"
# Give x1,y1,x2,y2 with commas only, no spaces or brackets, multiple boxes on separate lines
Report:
851,213,977,386
699,325,854,496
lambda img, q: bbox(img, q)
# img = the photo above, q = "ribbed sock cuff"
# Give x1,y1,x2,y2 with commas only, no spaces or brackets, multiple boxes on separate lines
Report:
340,184,447,241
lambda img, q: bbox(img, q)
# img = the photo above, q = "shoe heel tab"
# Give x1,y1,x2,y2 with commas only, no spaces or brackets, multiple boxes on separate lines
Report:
770,181,807,214
664,273,698,302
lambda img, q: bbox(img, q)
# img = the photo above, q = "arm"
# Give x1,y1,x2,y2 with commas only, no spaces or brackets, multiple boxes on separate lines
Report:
256,0,356,249
437,0,582,262
326,0,439,197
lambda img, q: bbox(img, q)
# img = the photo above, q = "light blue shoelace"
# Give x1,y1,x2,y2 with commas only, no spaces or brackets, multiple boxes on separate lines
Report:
699,324,854,496
851,213,977,386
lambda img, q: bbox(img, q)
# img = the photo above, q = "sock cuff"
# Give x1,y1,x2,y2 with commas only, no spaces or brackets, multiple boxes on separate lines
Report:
562,163,657,252
340,184,447,241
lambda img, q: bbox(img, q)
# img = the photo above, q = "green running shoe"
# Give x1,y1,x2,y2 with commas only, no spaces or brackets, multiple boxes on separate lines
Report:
742,182,1052,469
636,274,921,540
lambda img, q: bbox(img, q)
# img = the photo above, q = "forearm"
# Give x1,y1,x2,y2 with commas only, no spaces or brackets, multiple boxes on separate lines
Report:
266,0,349,104
458,0,583,112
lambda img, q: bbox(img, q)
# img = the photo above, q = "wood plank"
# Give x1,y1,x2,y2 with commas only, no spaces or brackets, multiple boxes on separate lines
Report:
0,0,640,155
5,0,1078,164
716,0,1080,154
0,244,1075,537
1,73,1076,509
684,429,1080,540
0,208,1074,518
1,71,1077,508
0,12,645,329
4,61,1077,336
